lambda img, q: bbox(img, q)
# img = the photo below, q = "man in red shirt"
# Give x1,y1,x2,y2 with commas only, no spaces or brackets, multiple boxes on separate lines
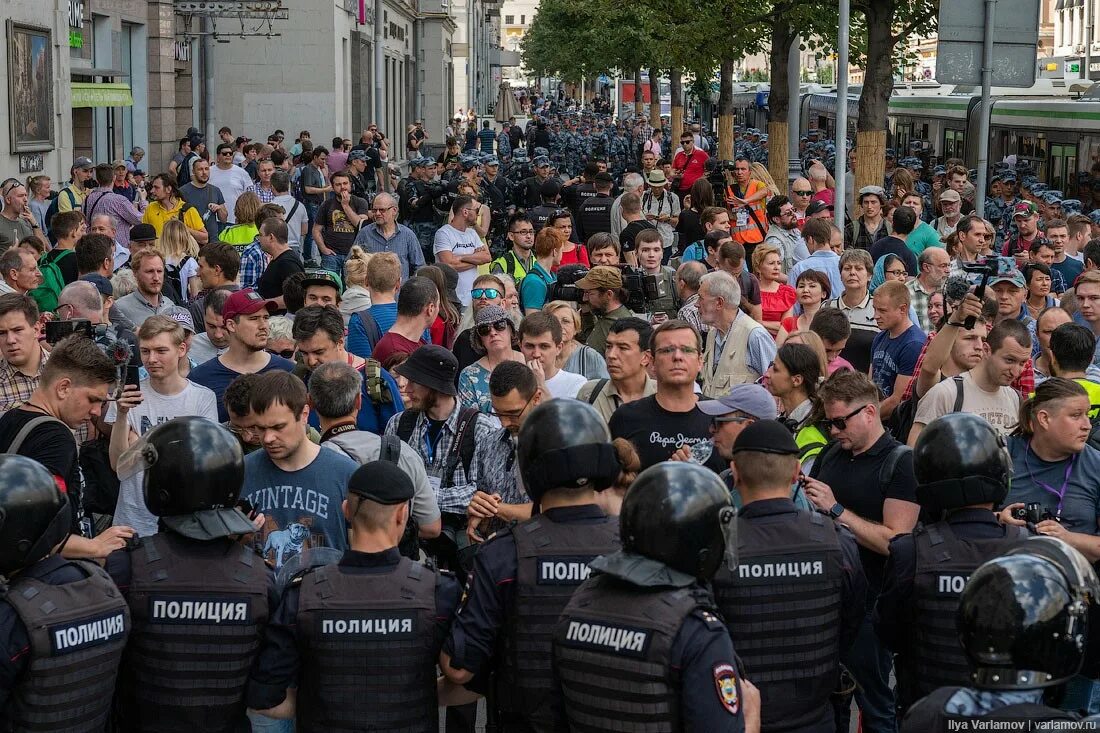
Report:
371,275,437,365
1001,201,1048,267
672,132,709,200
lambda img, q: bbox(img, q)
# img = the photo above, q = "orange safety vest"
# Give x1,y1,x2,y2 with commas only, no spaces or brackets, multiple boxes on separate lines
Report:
727,181,768,246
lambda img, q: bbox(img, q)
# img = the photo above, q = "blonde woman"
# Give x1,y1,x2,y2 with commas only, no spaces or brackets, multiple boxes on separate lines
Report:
543,301,609,379
750,162,781,197
218,191,262,246
340,245,373,324
159,218,201,300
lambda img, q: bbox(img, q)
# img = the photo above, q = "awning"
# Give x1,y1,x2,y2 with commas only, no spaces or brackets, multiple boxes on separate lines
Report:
71,82,134,108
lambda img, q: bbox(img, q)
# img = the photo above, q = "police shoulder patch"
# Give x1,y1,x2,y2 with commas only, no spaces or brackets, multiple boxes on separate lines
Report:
696,609,726,631
713,662,740,716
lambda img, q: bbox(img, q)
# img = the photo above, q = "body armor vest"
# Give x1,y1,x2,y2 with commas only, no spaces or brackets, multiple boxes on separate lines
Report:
554,574,700,733
296,558,438,733
907,521,1029,705
120,532,270,732
712,509,844,731
900,687,1080,733
4,558,129,732
498,515,619,731
577,195,614,239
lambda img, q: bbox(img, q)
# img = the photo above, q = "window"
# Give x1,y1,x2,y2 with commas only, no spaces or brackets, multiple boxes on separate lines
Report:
1050,143,1077,194
505,14,513,24
944,129,965,161
520,14,525,23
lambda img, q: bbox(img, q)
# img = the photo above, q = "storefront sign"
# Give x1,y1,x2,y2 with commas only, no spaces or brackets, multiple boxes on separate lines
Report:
19,153,44,173
71,82,134,108
175,40,192,62
68,0,84,28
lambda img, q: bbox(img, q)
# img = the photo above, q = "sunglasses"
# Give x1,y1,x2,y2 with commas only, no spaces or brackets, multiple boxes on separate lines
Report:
712,415,753,430
266,348,295,359
476,320,511,337
471,288,501,300
793,190,813,195
826,403,869,431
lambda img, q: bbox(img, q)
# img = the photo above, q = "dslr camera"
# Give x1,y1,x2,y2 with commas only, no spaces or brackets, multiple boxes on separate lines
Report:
45,318,139,391
548,264,670,313
1011,502,1058,524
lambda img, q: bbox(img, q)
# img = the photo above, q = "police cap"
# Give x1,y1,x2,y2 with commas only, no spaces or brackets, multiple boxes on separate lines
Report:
348,460,415,505
730,420,799,456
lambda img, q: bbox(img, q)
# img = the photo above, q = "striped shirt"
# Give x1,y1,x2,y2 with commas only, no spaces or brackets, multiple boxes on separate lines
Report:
83,188,145,247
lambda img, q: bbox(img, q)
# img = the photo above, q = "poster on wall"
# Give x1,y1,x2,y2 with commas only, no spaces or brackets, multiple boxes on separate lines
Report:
7,21,55,153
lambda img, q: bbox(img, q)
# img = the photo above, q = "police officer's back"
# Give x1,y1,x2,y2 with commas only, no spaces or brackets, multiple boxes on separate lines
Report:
246,459,461,731
440,399,622,732
0,454,130,731
875,413,1030,710
711,421,866,733
553,461,759,733
901,537,1096,730
105,417,271,733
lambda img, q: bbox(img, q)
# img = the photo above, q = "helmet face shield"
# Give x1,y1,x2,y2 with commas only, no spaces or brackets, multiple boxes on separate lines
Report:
721,506,738,573
116,434,158,481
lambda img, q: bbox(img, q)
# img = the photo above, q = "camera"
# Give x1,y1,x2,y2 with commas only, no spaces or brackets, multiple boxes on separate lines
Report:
46,317,138,393
548,264,670,313
1011,502,1058,524
44,318,94,345
960,256,1017,328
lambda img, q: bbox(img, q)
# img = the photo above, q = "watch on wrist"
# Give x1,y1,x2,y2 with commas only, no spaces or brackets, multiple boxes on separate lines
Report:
828,502,844,519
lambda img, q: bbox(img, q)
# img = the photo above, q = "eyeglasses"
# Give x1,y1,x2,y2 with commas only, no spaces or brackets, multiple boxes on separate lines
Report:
471,288,501,300
490,393,535,421
370,206,395,213
266,348,295,359
792,189,813,195
885,268,907,277
510,228,534,236
712,415,753,430
779,208,796,217
654,345,700,356
476,320,511,337
825,403,870,431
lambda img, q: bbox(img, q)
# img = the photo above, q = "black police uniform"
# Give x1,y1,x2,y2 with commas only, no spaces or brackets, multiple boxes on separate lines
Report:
105,532,275,733
0,556,130,731
875,509,1030,709
443,505,619,732
712,498,867,733
901,687,1079,731
576,192,615,242
246,547,460,732
519,177,548,210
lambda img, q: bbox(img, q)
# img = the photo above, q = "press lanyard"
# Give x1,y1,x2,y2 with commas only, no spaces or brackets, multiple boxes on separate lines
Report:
1026,441,1076,518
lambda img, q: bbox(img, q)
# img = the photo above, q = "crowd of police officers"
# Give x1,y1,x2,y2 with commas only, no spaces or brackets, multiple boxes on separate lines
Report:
3,399,1100,731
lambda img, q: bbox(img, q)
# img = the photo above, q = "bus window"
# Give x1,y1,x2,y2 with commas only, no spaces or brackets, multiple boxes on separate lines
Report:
1050,143,1077,195
895,123,912,155
944,129,965,161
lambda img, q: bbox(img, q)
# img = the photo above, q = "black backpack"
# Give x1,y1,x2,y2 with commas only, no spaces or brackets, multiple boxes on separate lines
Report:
395,406,480,489
890,375,965,443
376,433,423,560
164,255,194,303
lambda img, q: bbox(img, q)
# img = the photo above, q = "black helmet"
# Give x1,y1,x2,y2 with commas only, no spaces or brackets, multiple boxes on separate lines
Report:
0,455,70,575
959,537,1100,689
516,399,620,503
914,413,1010,510
128,417,252,540
620,462,734,580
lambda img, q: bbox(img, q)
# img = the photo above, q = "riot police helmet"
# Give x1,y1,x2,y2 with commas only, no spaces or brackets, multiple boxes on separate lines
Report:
123,416,254,539
914,412,1011,510
0,455,70,575
959,537,1100,689
516,399,620,504
619,462,735,580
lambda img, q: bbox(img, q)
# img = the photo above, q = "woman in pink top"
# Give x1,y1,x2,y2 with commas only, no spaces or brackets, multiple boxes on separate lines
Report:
752,243,797,336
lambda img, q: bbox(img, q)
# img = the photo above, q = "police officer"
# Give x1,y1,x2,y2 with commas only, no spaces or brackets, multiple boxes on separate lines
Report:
105,416,271,733
0,454,130,730
246,459,461,730
875,412,1030,712
440,399,622,732
710,420,866,733
518,155,553,210
553,461,760,733
901,537,1097,730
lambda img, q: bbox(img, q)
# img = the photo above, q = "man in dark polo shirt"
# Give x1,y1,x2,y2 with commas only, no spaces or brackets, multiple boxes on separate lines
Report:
801,369,919,733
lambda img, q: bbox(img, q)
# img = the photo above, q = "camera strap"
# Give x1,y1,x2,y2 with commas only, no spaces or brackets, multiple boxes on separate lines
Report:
1025,441,1076,518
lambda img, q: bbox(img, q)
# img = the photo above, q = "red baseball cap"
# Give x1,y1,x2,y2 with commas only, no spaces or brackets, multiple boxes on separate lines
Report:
222,289,277,321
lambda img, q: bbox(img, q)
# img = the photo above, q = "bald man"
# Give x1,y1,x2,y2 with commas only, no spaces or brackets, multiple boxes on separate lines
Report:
353,192,425,281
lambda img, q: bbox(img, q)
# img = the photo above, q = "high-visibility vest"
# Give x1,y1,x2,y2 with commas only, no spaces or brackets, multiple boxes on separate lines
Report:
728,181,768,246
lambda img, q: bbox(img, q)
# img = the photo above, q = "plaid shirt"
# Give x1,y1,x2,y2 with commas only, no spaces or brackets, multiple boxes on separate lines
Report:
474,427,529,506
247,183,276,204
901,330,1034,401
238,240,267,290
0,346,47,413
906,278,936,333
384,403,497,515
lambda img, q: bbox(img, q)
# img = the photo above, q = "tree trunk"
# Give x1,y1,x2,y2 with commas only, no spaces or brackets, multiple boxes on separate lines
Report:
768,22,795,189
719,59,736,160
855,0,894,191
634,68,645,117
670,67,684,139
649,68,662,129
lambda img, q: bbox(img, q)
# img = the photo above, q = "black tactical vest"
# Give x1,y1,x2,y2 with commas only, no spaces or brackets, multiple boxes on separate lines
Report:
900,686,1080,733
497,515,620,730
712,509,844,731
907,521,1029,705
577,195,614,239
554,574,700,733
296,558,438,733
4,558,129,732
119,532,270,732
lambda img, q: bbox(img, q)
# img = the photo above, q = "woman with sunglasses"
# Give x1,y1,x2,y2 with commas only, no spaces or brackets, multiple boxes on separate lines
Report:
766,343,829,473
458,305,525,414
549,209,588,270
543,300,609,379
453,274,510,370
777,269,831,347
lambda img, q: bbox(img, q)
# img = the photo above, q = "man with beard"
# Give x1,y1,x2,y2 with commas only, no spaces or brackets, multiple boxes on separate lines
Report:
575,266,632,356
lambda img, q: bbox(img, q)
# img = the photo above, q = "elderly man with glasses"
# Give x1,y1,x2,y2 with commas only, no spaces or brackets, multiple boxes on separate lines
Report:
0,180,48,250
351,192,424,281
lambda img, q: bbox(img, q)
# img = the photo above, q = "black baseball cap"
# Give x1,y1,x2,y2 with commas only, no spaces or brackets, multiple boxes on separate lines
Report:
348,461,414,504
731,420,800,456
806,200,834,217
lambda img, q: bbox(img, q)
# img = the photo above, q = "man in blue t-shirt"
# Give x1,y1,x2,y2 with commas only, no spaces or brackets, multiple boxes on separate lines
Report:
346,252,401,359
239,370,359,570
870,280,926,420
189,289,296,421
293,305,403,434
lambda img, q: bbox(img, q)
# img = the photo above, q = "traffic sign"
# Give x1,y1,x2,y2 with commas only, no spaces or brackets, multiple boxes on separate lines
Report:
935,0,1040,88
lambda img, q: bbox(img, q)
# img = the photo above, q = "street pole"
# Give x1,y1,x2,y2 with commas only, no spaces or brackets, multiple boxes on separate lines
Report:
787,37,801,182
836,0,849,224
1087,0,1094,83
975,0,996,218
374,0,383,128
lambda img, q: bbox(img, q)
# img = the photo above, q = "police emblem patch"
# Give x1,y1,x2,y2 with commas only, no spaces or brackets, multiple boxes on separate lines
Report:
713,663,740,715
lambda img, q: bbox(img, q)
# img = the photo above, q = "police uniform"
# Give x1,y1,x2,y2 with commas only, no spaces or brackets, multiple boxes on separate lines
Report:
0,454,130,732
246,460,461,732
875,510,1030,708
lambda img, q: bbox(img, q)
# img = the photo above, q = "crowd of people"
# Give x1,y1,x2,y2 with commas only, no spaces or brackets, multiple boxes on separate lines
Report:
3,106,1100,732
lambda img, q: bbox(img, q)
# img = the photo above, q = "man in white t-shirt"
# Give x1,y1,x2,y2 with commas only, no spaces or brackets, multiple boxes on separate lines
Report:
433,194,489,307
908,319,1031,445
518,312,587,398
271,169,308,252
107,314,218,535
208,142,256,223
